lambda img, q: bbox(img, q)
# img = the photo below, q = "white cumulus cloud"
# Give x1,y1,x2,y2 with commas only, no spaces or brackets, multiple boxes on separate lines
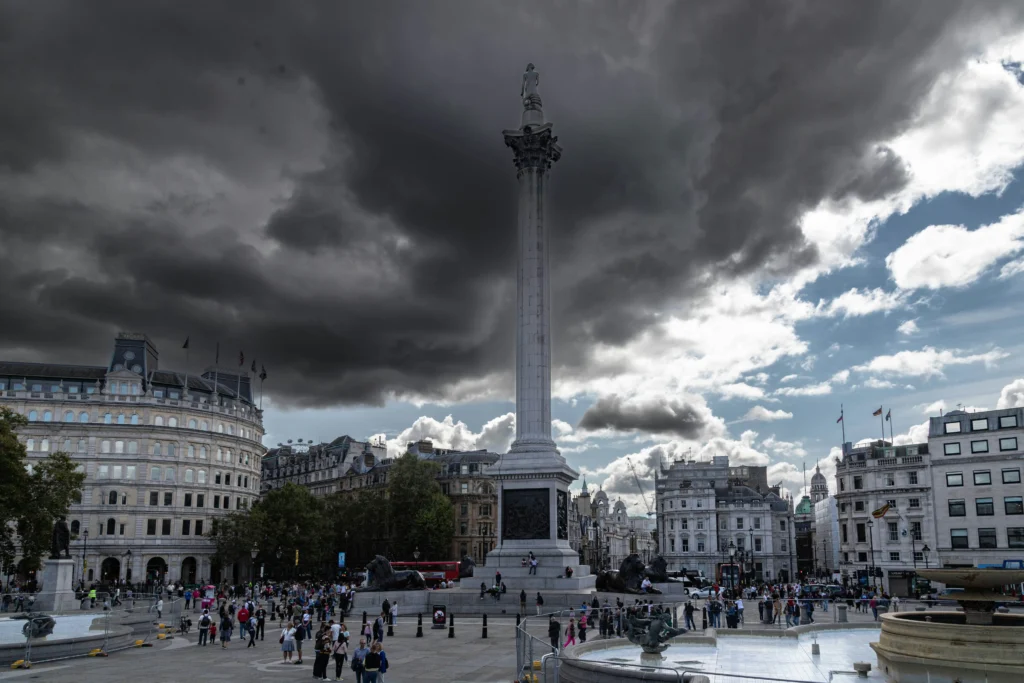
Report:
997,378,1024,409
897,319,919,335
852,346,1009,379
816,288,906,318
738,406,794,422
775,381,832,397
386,412,515,457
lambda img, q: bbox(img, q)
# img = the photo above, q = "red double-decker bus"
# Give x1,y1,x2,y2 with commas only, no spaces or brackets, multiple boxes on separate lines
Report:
390,561,461,586
717,562,742,589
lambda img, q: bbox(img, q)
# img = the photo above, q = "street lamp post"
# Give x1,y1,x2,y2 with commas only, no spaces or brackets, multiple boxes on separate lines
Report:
921,544,930,570
82,529,89,586
728,540,736,597
250,544,258,588
867,520,876,591
123,548,133,584
413,547,421,561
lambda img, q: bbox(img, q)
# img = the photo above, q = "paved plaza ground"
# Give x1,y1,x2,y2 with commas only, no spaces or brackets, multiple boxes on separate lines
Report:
0,600,982,683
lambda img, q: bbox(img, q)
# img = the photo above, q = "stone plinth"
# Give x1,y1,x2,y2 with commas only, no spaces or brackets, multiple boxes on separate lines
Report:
34,559,77,613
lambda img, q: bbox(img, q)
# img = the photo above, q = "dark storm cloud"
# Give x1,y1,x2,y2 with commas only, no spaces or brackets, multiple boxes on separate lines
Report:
0,0,1021,406
577,395,709,439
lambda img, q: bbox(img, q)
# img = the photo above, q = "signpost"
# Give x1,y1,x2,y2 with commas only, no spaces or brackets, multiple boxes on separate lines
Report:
432,605,447,629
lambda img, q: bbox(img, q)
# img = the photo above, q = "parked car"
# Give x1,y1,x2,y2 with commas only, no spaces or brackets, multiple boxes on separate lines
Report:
685,587,716,599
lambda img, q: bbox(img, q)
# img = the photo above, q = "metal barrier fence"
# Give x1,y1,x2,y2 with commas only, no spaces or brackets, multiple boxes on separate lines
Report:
1,593,186,668
514,596,1012,682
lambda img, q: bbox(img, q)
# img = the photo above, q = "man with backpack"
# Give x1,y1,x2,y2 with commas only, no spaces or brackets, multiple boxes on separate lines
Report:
197,609,212,646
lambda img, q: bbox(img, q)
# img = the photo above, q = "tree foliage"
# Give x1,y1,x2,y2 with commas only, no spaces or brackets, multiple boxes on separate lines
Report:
0,408,86,573
387,452,453,561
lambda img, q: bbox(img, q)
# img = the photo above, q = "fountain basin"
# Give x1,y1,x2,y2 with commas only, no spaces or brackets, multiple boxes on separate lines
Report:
915,569,1024,591
871,612,1024,682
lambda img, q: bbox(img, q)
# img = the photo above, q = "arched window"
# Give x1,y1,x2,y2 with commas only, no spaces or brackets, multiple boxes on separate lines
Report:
217,423,223,433
108,491,117,505
104,413,112,424
115,441,124,454
120,382,128,394
225,473,231,486
200,446,207,459
198,470,207,484
64,410,74,422
40,439,50,452
63,438,72,451
243,476,248,488
79,411,89,423
42,410,52,422
71,520,80,535
77,439,87,452
127,441,138,454
132,383,140,395
154,415,164,426
168,443,176,457
106,518,116,535
28,410,38,421
26,438,35,451
117,413,125,425
188,419,197,429
216,448,222,461
225,449,231,463
165,467,175,481
228,425,234,435
153,442,162,456
168,417,178,428
200,420,208,431
101,440,111,453
185,469,194,483
187,444,195,458
130,414,139,425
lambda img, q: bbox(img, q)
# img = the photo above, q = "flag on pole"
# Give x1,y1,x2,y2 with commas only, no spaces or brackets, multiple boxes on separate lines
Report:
836,412,844,423
239,351,245,367
250,359,256,374
885,409,891,422
872,503,891,518
259,365,267,381
182,337,190,350
872,407,883,416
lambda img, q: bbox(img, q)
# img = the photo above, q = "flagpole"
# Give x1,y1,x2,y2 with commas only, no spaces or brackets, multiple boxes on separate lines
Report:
184,338,190,395
889,411,895,445
880,406,885,444
840,405,846,454
213,342,220,405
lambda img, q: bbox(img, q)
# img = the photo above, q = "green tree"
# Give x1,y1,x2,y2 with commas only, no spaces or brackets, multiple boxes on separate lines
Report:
386,453,454,560
0,408,86,573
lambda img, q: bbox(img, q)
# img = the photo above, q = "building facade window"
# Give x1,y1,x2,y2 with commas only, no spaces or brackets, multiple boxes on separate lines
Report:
974,471,992,485
976,498,995,516
979,528,998,549
946,472,963,487
951,529,969,549
1009,527,1024,549
1000,437,1018,452
1000,415,1019,429
944,442,961,456
1005,497,1023,515
944,421,962,434
971,418,989,431
971,440,989,454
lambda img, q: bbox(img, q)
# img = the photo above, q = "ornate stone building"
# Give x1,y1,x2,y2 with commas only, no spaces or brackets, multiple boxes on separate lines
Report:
569,481,657,571
834,440,934,595
260,438,499,565
1,333,265,586
655,456,797,584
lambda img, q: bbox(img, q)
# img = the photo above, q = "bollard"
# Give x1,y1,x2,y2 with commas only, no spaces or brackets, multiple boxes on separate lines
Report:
416,613,423,638
702,606,708,630
448,612,455,638
482,613,488,638
362,610,367,626
387,617,394,637
516,613,521,629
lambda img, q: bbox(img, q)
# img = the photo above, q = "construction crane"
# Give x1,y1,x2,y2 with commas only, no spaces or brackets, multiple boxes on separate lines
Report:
627,458,655,517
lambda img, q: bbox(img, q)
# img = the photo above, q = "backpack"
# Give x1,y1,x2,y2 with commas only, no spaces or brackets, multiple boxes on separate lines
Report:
379,651,389,674
351,655,364,672
199,615,211,628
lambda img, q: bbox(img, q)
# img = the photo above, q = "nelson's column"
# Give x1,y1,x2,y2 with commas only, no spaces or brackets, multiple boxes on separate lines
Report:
484,64,594,591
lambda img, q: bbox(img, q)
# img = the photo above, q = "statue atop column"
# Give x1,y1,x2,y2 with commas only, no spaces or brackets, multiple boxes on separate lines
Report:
520,63,544,125
50,516,71,559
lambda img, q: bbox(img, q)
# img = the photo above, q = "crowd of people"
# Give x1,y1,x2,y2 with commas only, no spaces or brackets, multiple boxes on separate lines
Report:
186,580,393,682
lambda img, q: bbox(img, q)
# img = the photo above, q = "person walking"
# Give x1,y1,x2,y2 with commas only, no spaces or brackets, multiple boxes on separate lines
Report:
520,589,527,616
331,633,348,681
280,622,296,663
197,609,212,646
219,612,233,649
548,615,560,652
684,601,696,630
536,592,544,616
578,612,587,642
256,604,266,640
736,597,744,625
313,623,332,680
156,597,164,620
563,617,577,648
246,611,258,647
294,617,306,664
363,642,383,683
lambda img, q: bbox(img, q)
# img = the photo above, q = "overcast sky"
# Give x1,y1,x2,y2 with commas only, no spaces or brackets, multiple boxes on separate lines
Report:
4,1,1024,513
